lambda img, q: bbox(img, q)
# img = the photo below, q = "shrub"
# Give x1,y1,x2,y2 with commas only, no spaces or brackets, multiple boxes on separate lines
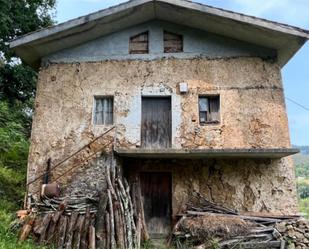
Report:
297,179,309,199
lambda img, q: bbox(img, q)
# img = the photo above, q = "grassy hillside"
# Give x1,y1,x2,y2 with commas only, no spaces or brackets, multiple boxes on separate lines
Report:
293,146,309,218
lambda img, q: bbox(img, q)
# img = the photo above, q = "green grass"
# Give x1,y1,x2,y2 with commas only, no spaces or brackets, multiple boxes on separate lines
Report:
0,200,48,249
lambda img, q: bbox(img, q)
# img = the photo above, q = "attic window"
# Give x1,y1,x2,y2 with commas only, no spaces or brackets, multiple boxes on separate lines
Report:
164,31,183,53
199,96,220,125
94,96,114,125
129,31,149,54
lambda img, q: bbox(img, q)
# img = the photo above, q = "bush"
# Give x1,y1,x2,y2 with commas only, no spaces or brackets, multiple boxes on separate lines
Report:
0,200,47,249
299,198,309,219
0,101,29,207
297,179,309,199
0,101,37,248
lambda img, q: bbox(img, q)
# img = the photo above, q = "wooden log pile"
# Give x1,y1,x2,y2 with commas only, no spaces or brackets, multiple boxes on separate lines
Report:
172,191,302,249
18,160,148,249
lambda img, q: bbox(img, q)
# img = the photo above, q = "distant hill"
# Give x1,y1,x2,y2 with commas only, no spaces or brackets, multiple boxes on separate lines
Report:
293,145,309,155
293,146,309,177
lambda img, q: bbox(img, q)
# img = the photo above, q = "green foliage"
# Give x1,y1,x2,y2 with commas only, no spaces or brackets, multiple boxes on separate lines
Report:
0,0,56,107
294,151,309,218
0,64,37,107
299,198,309,219
295,160,309,178
297,179,309,199
0,1,56,248
0,0,56,59
0,101,34,246
0,200,48,249
0,101,29,206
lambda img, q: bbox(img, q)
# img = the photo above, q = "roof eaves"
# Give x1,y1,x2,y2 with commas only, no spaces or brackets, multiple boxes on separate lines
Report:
10,0,309,50
158,0,309,39
10,0,152,49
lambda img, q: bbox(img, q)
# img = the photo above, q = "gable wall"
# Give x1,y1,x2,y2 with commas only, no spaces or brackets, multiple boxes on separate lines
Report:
43,20,276,63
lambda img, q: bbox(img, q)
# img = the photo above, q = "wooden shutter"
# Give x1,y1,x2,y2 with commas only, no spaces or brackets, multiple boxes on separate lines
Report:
199,97,209,124
94,97,113,125
164,31,183,53
129,31,149,54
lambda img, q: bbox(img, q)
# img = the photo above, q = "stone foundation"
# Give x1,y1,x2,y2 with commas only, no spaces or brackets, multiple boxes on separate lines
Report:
276,218,309,249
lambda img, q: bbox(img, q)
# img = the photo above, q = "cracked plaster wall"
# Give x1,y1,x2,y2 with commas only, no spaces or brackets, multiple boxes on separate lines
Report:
124,157,298,215
27,57,297,212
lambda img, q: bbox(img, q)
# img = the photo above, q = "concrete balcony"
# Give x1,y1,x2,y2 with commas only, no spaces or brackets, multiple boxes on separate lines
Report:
114,148,299,159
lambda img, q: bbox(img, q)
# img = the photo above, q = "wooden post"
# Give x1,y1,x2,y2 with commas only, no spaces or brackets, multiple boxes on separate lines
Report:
19,216,35,241
106,212,111,249
88,225,96,249
108,189,116,249
58,215,68,249
73,214,85,249
114,201,125,249
65,212,78,249
80,208,90,249
38,213,52,244
96,191,108,249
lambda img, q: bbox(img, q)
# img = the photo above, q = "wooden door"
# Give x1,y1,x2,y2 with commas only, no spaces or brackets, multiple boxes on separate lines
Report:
140,172,172,237
141,97,171,148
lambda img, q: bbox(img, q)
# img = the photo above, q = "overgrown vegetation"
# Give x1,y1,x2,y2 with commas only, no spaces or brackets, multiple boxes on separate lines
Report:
299,198,309,219
294,151,309,218
0,0,56,248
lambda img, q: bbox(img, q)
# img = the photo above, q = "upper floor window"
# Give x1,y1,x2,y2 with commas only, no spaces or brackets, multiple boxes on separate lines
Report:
199,96,220,125
129,31,149,54
164,31,183,53
93,96,113,125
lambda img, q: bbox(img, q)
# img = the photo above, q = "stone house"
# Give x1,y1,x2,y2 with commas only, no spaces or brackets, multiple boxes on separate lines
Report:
10,0,309,238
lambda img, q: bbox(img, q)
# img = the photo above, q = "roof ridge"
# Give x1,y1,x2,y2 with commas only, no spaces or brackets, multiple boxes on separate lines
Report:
9,0,309,69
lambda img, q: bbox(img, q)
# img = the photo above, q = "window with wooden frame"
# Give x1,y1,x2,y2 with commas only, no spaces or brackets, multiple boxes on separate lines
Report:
129,31,149,54
93,96,114,125
199,96,220,125
164,31,183,53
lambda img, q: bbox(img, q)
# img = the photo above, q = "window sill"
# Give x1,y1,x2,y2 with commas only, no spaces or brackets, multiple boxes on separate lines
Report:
200,121,220,126
93,124,114,127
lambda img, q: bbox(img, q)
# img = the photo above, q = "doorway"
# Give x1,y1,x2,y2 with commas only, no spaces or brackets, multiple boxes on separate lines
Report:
141,97,172,148
140,172,172,238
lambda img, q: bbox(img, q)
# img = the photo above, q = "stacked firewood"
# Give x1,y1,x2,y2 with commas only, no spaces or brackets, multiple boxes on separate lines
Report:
91,160,138,249
18,160,148,249
173,191,300,249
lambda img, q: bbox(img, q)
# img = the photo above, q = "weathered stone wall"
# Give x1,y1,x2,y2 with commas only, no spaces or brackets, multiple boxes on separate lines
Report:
124,157,297,215
276,218,309,248
32,57,290,150
27,57,296,213
63,155,110,196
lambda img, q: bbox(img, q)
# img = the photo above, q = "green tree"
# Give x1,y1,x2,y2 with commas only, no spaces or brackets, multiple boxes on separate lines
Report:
0,0,56,109
0,2,55,247
0,0,56,209
298,180,309,199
